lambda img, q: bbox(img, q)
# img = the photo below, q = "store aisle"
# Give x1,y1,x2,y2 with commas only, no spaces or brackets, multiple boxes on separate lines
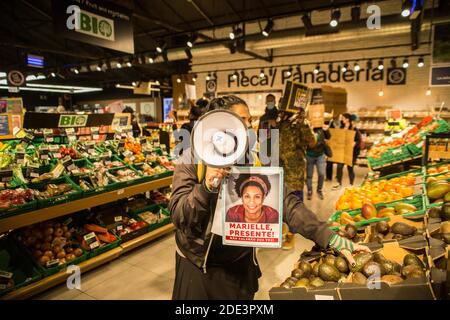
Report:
34,166,368,300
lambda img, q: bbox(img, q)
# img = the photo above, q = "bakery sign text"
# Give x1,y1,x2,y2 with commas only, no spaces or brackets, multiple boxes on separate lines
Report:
227,66,407,88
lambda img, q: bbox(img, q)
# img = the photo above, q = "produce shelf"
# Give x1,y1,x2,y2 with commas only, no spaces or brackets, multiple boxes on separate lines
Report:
0,176,173,234
369,155,422,171
0,223,175,300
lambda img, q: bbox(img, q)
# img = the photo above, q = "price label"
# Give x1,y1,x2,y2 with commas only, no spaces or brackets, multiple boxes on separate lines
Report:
43,129,53,136
20,141,29,149
16,151,25,164
117,225,123,231
123,150,133,158
92,134,100,140
91,127,99,133
24,133,35,142
40,154,49,160
65,128,75,135
46,259,60,268
0,270,13,279
118,141,125,151
140,137,148,145
129,155,136,162
46,136,54,143
52,152,61,159
88,148,96,155
114,216,123,222
129,218,137,224
48,145,59,151
84,232,99,249
117,188,125,195
0,169,13,182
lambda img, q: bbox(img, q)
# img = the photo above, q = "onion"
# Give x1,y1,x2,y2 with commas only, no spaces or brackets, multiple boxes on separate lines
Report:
54,228,64,237
62,226,69,232
44,227,54,237
56,251,66,259
44,235,53,243
73,248,83,257
39,255,50,266
43,250,53,258
41,242,52,251
53,246,62,255
64,231,72,239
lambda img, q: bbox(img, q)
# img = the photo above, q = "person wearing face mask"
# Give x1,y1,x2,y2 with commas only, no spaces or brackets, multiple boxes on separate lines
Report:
332,113,362,190
257,94,278,159
169,95,370,300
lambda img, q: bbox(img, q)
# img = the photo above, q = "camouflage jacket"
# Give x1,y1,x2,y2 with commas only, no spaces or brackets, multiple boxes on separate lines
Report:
277,114,316,191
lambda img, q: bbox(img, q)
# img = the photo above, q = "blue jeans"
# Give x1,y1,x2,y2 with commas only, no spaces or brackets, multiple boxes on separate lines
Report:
306,154,326,193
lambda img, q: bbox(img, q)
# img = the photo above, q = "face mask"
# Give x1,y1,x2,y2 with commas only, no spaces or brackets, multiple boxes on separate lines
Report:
267,102,275,109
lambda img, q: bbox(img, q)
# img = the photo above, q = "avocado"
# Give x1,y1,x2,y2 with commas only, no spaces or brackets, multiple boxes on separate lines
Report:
344,224,358,239
375,221,390,235
291,268,305,279
403,254,425,268
391,222,417,236
323,254,336,266
428,207,442,218
401,264,423,278
379,260,397,275
442,203,450,221
381,274,403,285
373,252,387,264
298,261,313,277
352,272,367,285
294,277,310,288
281,281,292,289
442,233,450,244
362,261,382,278
312,262,321,277
318,263,341,282
350,252,373,273
334,256,349,273
427,182,450,200
285,276,298,286
309,277,325,288
402,265,425,279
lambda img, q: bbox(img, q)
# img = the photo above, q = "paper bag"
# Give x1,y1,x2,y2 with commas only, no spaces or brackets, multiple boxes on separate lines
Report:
328,128,356,166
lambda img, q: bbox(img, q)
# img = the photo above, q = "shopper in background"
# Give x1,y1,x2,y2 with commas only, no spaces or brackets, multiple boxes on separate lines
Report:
306,124,331,200
325,114,340,181
169,95,370,300
332,113,362,190
257,94,278,158
122,106,141,138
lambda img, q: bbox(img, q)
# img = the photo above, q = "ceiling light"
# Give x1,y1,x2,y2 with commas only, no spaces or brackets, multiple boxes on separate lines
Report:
193,76,197,82
50,72,56,77
206,73,211,81
313,64,320,74
402,58,409,68
232,71,238,80
341,63,348,72
259,69,265,78
286,66,292,77
401,0,412,17
132,82,137,87
377,59,384,70
187,34,198,48
258,94,262,100
426,88,431,96
116,61,122,68
185,48,193,60
301,13,313,30
418,57,424,67
126,62,132,67
148,56,154,64
156,41,166,53
229,26,242,40
155,80,160,85
96,63,102,71
354,62,360,71
262,19,274,37
73,67,79,74
176,77,181,83
330,9,341,27
378,89,384,97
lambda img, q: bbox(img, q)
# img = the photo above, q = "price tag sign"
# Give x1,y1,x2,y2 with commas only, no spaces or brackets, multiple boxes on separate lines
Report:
24,132,35,142
0,169,13,182
65,128,75,135
0,270,13,280
26,163,40,178
62,156,76,171
116,225,123,231
84,232,100,250
118,140,125,151
114,216,123,222
16,151,25,164
123,150,133,158
46,259,60,268
140,137,148,145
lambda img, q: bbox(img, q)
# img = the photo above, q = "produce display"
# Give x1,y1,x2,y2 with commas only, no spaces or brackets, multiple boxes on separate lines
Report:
368,220,420,242
77,224,118,251
17,220,84,268
30,182,76,200
426,178,450,205
107,168,140,182
113,217,147,238
335,173,416,210
0,188,34,209
135,163,168,177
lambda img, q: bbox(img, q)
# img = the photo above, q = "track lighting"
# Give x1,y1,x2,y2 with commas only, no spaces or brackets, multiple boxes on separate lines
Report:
341,63,349,72
262,19,274,37
232,71,238,80
313,64,320,74
401,0,413,17
286,66,292,77
402,58,409,68
330,9,341,27
418,57,424,67
156,41,166,53
377,59,384,70
354,62,360,71
301,13,313,30
229,26,242,40
176,77,181,83
187,34,198,48
259,69,265,78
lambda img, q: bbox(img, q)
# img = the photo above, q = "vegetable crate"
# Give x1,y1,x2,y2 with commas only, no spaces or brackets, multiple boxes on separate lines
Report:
132,163,173,182
88,238,121,259
0,186,37,219
27,175,83,209
129,204,172,233
104,167,144,191
0,237,42,296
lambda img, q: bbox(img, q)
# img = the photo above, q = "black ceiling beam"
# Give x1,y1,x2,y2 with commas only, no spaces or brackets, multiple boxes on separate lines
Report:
162,0,195,31
224,0,244,21
187,0,215,26
20,0,52,20
0,42,102,60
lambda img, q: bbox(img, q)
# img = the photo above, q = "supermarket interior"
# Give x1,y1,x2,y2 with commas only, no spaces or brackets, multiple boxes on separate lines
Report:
1,0,450,302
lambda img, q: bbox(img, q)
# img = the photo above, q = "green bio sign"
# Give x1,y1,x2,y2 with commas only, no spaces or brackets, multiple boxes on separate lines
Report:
66,5,115,42
58,115,88,128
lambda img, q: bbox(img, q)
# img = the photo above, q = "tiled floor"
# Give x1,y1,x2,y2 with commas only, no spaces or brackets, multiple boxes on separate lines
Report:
34,165,368,300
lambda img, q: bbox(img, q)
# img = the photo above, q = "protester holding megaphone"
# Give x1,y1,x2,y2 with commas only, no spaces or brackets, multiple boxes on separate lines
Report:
169,95,370,300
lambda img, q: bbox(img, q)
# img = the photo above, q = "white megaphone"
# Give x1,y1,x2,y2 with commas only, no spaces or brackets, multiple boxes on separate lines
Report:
191,109,248,188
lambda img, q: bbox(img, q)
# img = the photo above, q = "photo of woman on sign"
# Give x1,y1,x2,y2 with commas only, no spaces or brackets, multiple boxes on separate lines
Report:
226,174,279,224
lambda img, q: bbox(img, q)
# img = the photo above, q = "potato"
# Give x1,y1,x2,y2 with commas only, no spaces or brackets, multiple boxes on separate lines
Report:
62,226,69,232
53,246,62,255
44,227,54,237
44,235,53,243
65,247,74,254
41,242,52,251
65,253,76,262
73,248,83,257
43,250,53,258
39,255,50,266
54,228,64,237
64,232,72,239
56,251,66,259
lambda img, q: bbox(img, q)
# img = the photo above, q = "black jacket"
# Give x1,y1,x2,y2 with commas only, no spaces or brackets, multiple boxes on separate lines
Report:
168,149,334,273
